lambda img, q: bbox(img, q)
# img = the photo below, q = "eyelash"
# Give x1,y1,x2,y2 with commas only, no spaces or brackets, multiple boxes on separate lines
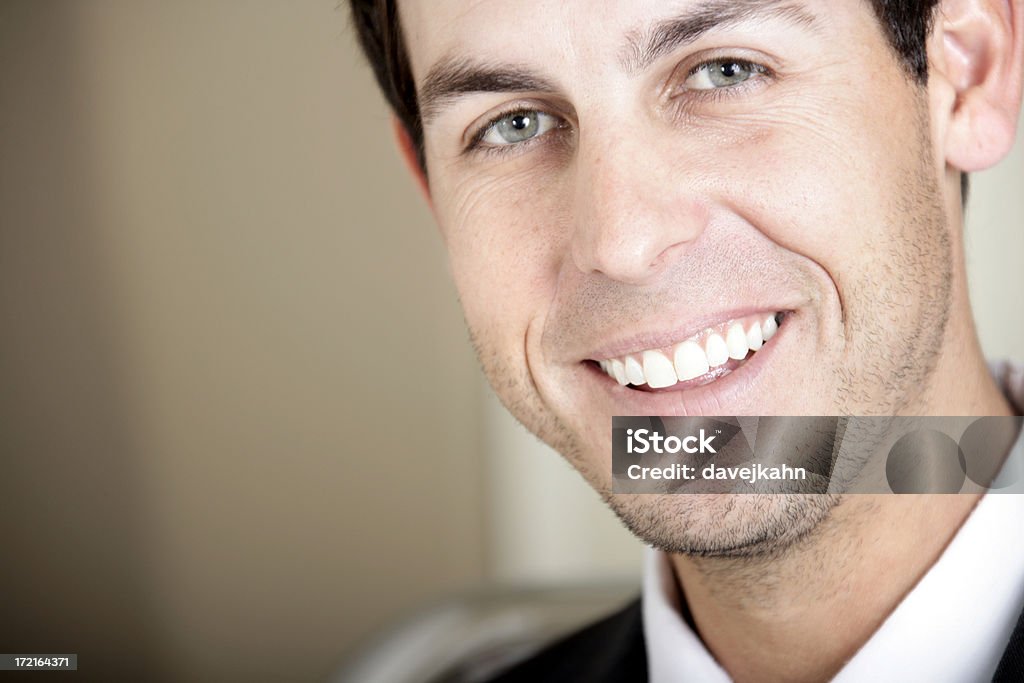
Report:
463,106,568,158
678,57,772,102
462,57,774,157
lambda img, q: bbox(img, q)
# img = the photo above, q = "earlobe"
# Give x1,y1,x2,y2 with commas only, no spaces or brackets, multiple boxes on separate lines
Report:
391,117,433,207
934,0,1024,172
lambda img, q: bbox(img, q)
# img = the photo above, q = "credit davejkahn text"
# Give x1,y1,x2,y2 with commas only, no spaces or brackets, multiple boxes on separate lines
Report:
625,462,808,484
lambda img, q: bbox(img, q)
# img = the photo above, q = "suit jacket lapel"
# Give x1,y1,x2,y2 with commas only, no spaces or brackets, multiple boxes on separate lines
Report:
993,603,1024,681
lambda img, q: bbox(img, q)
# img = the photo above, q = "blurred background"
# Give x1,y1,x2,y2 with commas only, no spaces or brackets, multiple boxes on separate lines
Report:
0,1,1020,680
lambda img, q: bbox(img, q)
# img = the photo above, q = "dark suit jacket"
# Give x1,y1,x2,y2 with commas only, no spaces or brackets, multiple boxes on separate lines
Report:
490,597,1024,682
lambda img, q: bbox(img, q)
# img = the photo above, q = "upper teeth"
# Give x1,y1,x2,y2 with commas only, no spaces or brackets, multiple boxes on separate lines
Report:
597,313,781,389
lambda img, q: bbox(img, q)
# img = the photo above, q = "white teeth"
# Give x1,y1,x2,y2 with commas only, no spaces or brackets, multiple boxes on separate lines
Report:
726,323,749,360
705,333,729,367
674,340,710,381
643,350,677,389
746,322,763,350
625,356,646,386
598,312,783,386
610,359,628,385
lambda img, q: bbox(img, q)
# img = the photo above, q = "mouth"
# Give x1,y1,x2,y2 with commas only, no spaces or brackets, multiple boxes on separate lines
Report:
591,311,787,393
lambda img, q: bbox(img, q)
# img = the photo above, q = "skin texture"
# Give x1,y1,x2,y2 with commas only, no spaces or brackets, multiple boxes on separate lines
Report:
394,0,1023,679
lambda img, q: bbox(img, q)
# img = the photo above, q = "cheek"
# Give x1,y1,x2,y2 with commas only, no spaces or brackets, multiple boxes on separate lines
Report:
436,168,571,351
688,88,931,299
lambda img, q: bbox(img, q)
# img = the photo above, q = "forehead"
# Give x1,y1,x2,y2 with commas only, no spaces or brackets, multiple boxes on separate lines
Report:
398,0,872,87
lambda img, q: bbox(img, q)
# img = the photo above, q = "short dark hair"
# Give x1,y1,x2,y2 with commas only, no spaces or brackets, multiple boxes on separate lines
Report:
350,1,942,175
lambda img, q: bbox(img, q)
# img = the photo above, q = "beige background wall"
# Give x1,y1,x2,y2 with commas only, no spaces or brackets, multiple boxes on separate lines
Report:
0,1,1021,681
1,2,483,681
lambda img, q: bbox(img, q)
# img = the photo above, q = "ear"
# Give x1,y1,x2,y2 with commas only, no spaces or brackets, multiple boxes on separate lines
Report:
391,117,433,207
929,0,1024,172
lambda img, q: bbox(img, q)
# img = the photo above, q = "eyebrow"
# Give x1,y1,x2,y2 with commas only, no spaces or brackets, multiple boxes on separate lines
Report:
419,60,556,125
621,0,819,75
418,0,818,125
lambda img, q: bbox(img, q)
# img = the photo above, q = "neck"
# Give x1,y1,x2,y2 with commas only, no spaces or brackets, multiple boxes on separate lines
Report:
917,290,1013,417
670,492,982,682
917,209,1014,418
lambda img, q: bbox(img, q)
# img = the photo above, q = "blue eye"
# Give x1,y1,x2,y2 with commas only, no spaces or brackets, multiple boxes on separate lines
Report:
686,59,766,90
480,110,561,146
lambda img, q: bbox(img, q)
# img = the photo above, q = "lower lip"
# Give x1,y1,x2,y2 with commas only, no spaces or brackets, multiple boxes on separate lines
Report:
586,315,790,415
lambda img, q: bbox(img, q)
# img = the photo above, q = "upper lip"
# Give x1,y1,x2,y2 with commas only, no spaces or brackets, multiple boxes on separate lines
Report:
576,306,791,362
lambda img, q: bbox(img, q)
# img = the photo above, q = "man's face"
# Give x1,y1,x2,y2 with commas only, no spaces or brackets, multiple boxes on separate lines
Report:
399,0,956,553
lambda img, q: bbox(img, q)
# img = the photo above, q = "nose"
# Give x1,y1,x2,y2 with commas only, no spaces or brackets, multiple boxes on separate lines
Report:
569,133,708,284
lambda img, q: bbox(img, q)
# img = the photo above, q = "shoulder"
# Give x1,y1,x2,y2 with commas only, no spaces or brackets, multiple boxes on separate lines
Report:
487,597,647,683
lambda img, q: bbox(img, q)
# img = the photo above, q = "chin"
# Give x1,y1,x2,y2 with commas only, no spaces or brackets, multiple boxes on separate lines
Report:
601,492,842,559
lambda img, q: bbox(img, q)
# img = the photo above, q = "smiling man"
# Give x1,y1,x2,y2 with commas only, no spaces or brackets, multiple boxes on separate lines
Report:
350,0,1024,680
